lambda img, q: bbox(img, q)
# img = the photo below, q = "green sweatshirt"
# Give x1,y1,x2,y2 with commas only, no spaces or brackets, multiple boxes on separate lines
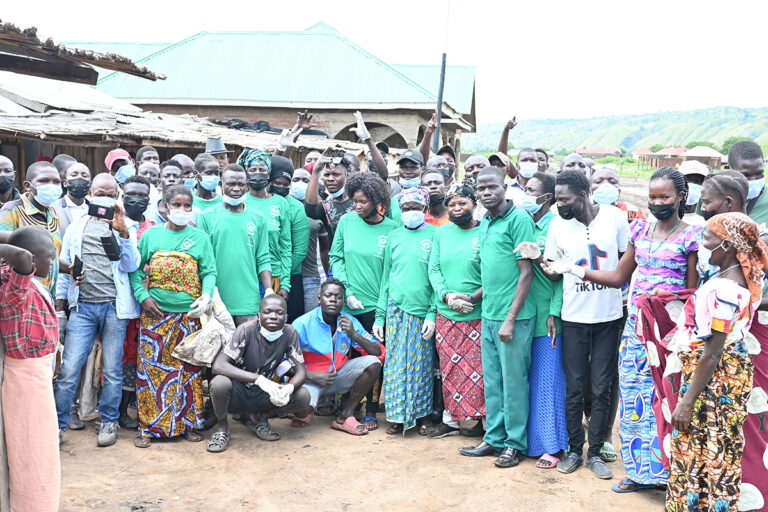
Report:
375,224,437,325
198,204,272,316
330,212,398,314
245,193,292,290
194,194,222,211
285,196,311,275
529,211,563,337
428,223,482,322
389,195,402,224
748,186,768,227
129,225,217,313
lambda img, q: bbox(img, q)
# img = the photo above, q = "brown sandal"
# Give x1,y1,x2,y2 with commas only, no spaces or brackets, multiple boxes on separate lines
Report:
134,435,152,448
386,423,404,435
185,429,203,442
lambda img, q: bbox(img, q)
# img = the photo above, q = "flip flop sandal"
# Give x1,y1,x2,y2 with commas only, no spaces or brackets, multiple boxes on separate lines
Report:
185,430,204,442
600,442,618,463
418,424,431,436
206,431,230,453
134,435,152,449
611,478,657,493
385,423,404,435
250,422,281,441
536,453,561,469
331,417,368,436
291,413,313,428
363,416,378,431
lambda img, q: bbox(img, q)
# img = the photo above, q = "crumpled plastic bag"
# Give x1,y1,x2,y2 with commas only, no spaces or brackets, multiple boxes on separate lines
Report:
172,288,234,367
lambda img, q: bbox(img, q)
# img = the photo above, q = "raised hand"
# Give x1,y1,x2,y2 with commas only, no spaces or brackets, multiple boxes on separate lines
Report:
349,111,371,141
505,117,517,131
296,110,316,131
426,110,438,134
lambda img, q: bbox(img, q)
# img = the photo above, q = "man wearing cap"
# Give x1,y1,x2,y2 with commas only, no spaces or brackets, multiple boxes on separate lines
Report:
388,149,425,224
489,151,526,206
105,149,136,185
206,137,233,172
679,160,711,226
426,156,453,187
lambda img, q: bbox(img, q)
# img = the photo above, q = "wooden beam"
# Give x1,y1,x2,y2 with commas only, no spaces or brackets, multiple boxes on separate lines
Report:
0,53,97,84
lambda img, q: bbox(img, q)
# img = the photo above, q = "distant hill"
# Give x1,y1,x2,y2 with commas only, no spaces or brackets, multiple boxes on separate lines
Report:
462,106,768,153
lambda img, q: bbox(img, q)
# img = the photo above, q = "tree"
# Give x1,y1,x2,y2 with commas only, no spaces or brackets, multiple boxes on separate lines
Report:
649,144,665,153
762,141,768,158
721,136,754,156
685,140,718,150
554,148,570,157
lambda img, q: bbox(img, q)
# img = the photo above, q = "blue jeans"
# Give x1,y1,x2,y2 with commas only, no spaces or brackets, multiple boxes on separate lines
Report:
53,301,129,428
303,276,321,313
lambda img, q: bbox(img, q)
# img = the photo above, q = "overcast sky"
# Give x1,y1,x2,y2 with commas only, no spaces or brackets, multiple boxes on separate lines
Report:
6,0,767,124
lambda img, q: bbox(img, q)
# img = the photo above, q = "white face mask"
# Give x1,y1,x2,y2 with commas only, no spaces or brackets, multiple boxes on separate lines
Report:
167,208,193,226
518,161,538,179
260,326,283,342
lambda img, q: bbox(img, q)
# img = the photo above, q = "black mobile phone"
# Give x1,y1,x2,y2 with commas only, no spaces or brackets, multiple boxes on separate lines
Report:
88,203,114,220
73,256,83,280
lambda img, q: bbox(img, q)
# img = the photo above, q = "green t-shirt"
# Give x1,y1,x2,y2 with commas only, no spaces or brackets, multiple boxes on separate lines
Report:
479,201,536,321
428,222,482,321
198,204,272,316
194,194,223,211
129,225,217,313
244,193,292,290
285,196,311,275
748,186,768,227
330,213,398,314
529,211,563,337
375,224,437,325
389,195,402,224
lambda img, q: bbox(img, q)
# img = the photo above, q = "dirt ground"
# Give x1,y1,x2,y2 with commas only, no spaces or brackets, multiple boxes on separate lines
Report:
59,413,665,512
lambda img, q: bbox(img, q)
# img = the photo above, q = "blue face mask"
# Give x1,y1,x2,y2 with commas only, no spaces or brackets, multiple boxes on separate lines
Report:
518,161,538,179
592,183,620,205
32,184,63,206
748,180,765,200
686,183,702,206
167,208,193,226
200,175,219,191
183,178,197,189
329,186,346,199
402,210,425,229
521,194,543,214
290,183,308,200
401,177,421,189
91,196,117,208
114,164,136,184
222,194,245,206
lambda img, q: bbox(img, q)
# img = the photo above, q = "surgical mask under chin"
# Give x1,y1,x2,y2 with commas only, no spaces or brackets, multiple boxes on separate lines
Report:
290,183,308,200
114,164,135,184
402,210,425,228
686,183,702,206
260,326,284,342
200,175,220,191
518,161,538,179
32,184,63,206
91,196,117,208
183,177,197,189
748,180,765,200
167,207,193,226
400,177,420,189
328,186,346,199
521,194,543,214
222,194,245,206
593,183,620,205
448,210,473,225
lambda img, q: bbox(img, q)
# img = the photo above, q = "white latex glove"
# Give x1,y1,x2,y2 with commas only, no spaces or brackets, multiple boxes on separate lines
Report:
542,249,586,279
421,320,436,340
189,293,211,318
349,111,371,141
276,129,298,152
264,287,276,297
373,324,385,342
274,384,294,407
346,294,364,310
449,297,474,314
514,241,541,260
255,375,283,406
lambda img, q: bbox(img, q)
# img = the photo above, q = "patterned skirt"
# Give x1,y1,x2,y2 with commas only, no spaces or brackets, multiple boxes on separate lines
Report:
667,341,753,512
137,312,204,438
619,315,667,485
435,314,484,421
382,300,435,431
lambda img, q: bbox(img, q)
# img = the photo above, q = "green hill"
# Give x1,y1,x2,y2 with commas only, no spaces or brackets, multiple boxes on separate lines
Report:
463,106,768,153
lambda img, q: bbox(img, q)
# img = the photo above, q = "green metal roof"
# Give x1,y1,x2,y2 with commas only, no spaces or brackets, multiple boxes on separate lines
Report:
61,41,170,61
393,64,475,115
95,24,454,110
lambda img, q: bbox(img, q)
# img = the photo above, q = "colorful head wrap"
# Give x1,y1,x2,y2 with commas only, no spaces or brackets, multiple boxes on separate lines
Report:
398,186,429,207
444,180,477,205
707,212,768,302
236,149,271,172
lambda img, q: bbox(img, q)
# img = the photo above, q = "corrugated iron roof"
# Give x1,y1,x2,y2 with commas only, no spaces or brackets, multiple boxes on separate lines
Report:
393,64,476,115
60,41,170,62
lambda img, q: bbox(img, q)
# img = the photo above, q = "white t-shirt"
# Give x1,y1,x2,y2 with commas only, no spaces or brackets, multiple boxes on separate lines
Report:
545,204,629,323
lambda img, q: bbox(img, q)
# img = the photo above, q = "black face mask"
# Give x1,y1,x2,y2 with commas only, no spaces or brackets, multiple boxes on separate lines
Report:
449,211,474,226
248,176,269,191
448,163,456,174
66,178,90,200
0,175,14,194
701,209,717,221
123,194,150,220
366,159,377,172
429,194,446,205
558,203,578,220
270,184,290,197
648,203,676,221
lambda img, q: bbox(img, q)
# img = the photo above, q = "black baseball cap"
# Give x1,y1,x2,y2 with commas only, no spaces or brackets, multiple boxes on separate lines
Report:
375,141,390,155
437,144,456,161
396,149,424,166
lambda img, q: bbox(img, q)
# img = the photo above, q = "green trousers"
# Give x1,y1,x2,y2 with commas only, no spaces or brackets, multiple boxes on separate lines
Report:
481,317,535,451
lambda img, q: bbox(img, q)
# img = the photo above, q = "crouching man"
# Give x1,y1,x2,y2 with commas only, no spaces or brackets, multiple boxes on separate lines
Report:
292,278,384,435
207,294,310,452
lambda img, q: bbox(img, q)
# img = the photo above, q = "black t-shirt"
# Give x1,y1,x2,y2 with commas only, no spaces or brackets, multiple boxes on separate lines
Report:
221,319,303,379
304,198,354,242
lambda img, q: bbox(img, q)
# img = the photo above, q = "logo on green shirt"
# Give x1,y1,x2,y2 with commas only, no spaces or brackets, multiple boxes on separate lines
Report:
269,205,280,227
419,238,432,263
179,237,195,251
375,235,388,259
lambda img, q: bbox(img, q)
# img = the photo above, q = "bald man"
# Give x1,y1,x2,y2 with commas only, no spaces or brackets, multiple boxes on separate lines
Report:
560,153,589,174
0,155,20,208
54,173,141,447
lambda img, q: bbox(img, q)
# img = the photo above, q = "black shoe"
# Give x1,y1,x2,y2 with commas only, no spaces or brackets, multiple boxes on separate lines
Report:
68,412,85,431
557,452,584,474
427,422,460,439
494,447,523,468
119,414,139,430
459,441,499,457
460,420,484,437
